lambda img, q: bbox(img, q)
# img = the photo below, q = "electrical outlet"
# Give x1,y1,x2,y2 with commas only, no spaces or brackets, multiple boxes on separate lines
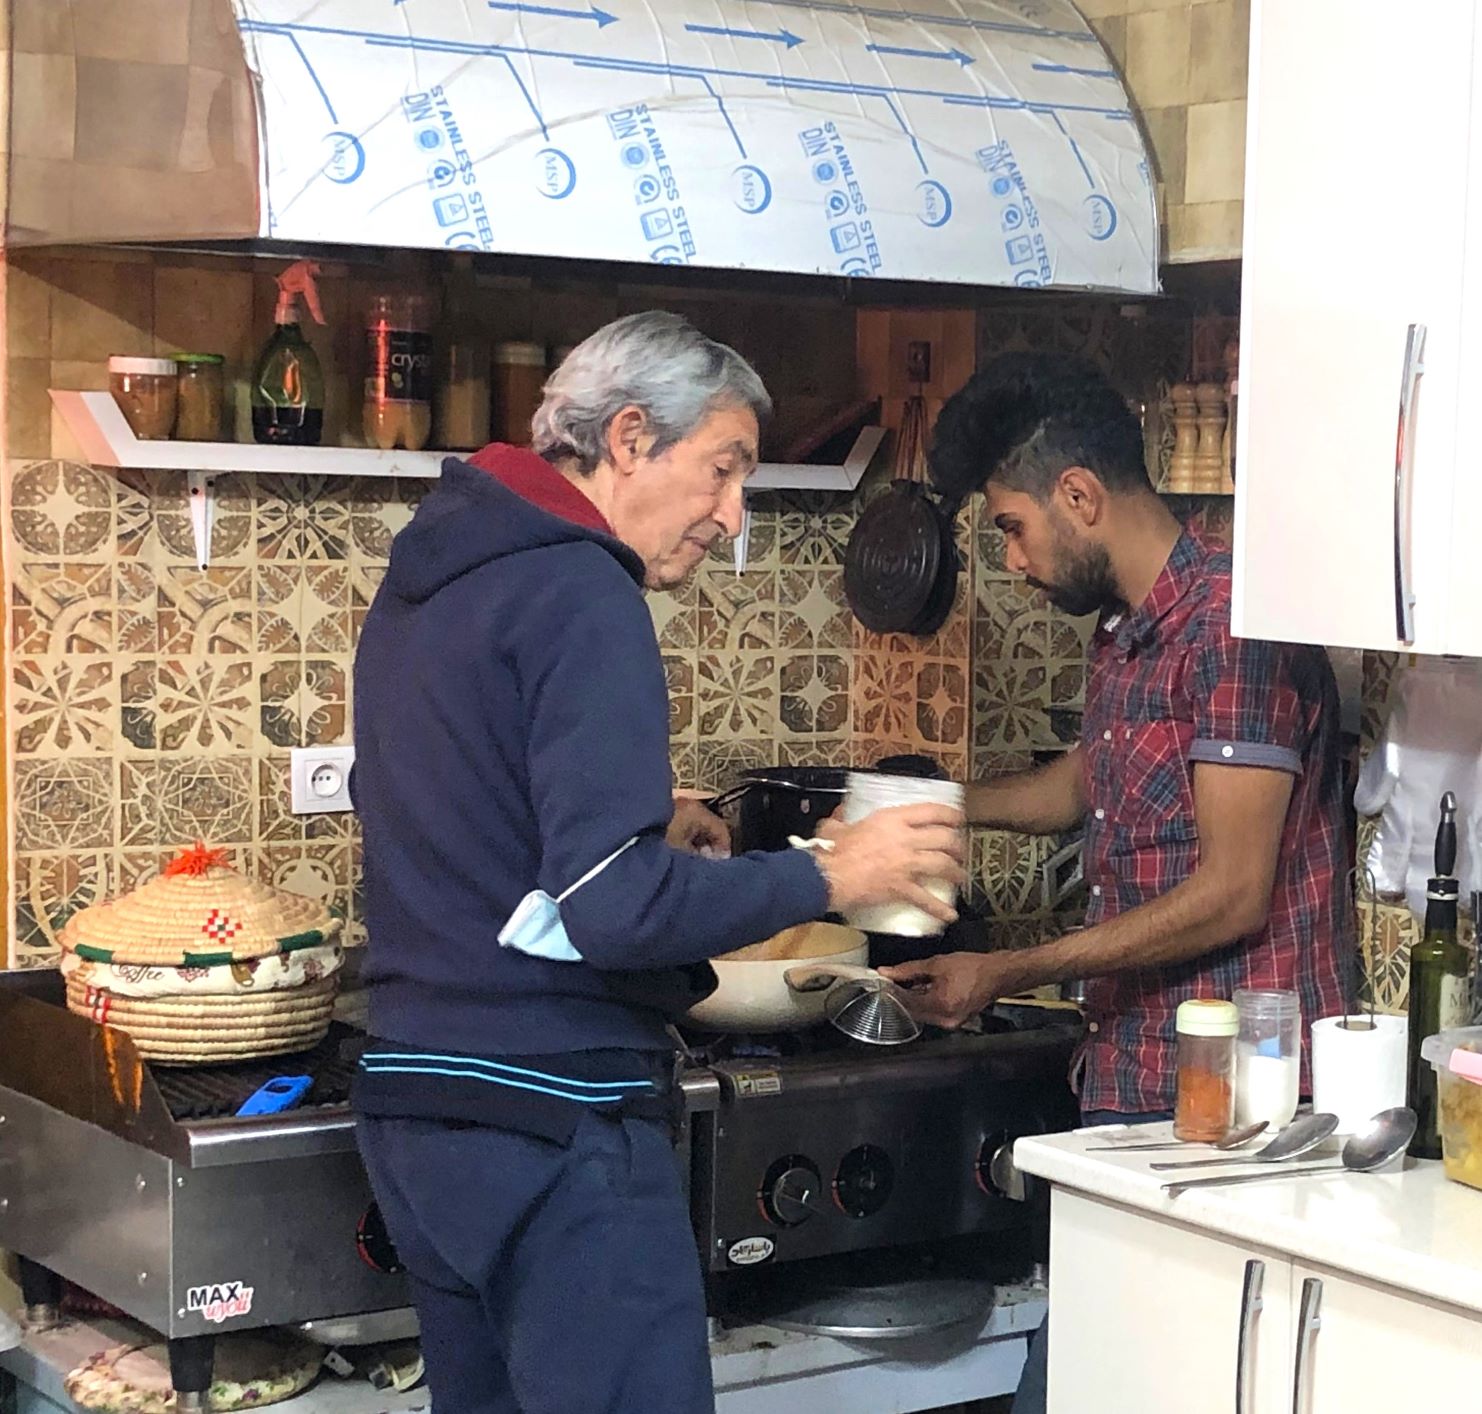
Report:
290,745,356,814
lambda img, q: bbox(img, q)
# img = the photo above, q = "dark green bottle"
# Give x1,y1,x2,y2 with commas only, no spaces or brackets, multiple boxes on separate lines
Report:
1406,793,1472,1159
252,260,325,446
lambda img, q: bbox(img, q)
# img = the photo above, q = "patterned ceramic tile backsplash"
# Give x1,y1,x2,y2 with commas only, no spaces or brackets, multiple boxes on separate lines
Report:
4,244,1225,965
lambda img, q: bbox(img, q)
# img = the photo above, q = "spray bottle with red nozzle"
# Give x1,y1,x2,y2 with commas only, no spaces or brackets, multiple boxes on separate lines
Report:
252,260,326,446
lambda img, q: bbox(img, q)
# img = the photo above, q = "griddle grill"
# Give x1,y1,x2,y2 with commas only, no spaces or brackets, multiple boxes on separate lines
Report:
150,1025,362,1121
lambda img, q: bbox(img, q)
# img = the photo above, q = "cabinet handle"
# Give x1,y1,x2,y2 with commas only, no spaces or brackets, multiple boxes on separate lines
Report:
1236,1258,1264,1414
1291,1276,1323,1414
1393,322,1426,643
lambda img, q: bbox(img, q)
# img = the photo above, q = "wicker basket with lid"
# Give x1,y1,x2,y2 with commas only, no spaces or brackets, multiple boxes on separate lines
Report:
58,844,343,1065
59,843,341,967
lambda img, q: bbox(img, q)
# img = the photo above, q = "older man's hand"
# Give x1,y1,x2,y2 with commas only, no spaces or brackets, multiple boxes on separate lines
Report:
668,797,731,856
879,951,1026,1029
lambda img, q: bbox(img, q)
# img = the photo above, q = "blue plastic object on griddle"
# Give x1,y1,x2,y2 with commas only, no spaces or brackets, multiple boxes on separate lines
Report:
235,1075,313,1116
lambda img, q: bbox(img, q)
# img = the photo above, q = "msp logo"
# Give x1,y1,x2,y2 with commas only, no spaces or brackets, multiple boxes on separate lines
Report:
732,165,772,215
812,158,838,185
621,143,648,169
535,148,577,200
322,131,365,185
1083,193,1118,241
186,1281,254,1324
917,180,952,228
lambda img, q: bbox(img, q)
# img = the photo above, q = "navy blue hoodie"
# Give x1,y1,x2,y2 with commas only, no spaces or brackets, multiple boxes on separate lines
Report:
352,447,830,1061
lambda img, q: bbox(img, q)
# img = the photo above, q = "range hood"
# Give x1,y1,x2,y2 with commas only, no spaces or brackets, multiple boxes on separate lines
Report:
6,0,1157,293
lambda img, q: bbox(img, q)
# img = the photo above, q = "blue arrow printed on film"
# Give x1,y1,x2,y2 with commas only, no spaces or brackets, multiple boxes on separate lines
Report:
488,1,619,27
723,0,1097,42
867,41,972,65
686,22,805,48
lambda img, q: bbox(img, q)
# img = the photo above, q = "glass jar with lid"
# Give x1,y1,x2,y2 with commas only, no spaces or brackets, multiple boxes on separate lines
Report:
173,353,226,441
1174,999,1238,1142
1233,988,1301,1131
109,356,178,440
492,342,549,446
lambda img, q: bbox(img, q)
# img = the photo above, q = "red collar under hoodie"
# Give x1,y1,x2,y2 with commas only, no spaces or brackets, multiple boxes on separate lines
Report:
466,443,612,536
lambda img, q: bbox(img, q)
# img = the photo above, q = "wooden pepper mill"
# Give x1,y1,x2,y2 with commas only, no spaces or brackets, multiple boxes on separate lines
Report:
1194,382,1228,493
1221,336,1240,491
1167,382,1199,492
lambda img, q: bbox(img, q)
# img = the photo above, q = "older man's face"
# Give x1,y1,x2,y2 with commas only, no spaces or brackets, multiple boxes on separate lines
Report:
616,405,758,590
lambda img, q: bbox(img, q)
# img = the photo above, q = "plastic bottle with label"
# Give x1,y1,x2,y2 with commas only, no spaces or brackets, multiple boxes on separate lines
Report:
364,292,434,451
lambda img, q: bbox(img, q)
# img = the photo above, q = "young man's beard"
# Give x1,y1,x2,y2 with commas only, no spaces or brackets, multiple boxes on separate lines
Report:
1027,529,1120,619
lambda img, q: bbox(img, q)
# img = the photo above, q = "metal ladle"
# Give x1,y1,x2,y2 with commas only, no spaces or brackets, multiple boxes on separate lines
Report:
1162,1108,1416,1197
1149,1111,1338,1172
1085,1120,1269,1154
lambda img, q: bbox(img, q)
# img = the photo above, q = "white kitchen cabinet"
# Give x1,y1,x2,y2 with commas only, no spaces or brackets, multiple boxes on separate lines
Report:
1046,1190,1293,1414
1288,1263,1482,1411
1044,1189,1482,1414
1233,0,1480,654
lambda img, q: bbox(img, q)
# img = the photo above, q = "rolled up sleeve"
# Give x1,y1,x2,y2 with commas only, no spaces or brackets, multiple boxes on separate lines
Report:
1185,623,1305,775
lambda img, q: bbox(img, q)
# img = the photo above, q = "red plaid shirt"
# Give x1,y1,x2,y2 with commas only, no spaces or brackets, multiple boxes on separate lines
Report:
1074,531,1352,1115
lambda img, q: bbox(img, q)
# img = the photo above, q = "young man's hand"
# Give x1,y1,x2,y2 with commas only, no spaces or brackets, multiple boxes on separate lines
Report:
667,797,731,856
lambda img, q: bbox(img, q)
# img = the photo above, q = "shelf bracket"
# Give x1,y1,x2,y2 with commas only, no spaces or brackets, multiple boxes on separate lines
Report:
187,470,217,570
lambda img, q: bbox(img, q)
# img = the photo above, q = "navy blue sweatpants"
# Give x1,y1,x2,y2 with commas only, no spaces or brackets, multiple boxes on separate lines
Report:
357,1111,714,1414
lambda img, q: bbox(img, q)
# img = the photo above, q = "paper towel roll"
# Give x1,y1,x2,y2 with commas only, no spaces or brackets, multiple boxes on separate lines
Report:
1311,1014,1409,1134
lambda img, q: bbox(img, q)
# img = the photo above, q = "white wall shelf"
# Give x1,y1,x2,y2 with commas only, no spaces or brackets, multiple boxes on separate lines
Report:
51,389,884,570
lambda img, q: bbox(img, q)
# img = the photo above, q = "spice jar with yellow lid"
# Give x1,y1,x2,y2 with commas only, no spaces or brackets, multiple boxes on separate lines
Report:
1174,999,1238,1142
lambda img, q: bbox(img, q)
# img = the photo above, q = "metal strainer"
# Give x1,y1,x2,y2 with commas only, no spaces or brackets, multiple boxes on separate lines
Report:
823,974,922,1046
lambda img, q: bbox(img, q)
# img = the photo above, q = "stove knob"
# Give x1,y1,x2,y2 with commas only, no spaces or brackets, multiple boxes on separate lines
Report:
761,1157,823,1226
356,1203,405,1274
975,1134,1027,1201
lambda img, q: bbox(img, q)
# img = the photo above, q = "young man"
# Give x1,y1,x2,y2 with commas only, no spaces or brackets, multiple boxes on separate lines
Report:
350,312,964,1414
887,351,1352,1110
883,352,1353,1410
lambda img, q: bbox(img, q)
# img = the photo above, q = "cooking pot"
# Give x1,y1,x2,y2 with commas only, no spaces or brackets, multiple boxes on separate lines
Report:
707,755,946,855
684,921,869,1032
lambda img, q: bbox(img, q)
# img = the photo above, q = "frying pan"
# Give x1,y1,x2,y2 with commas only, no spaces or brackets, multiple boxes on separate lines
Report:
844,394,959,636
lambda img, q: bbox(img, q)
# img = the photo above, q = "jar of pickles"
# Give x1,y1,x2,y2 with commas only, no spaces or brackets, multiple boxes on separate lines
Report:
1173,999,1238,1142
173,353,225,441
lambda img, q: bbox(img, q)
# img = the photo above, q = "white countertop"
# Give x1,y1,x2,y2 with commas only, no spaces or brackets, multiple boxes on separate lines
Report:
1017,1123,1482,1317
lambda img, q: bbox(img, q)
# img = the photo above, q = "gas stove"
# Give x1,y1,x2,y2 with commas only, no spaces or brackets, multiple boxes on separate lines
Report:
675,1004,1080,1288
0,968,1078,1392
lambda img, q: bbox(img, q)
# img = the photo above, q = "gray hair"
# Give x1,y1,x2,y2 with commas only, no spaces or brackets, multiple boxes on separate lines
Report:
531,311,771,472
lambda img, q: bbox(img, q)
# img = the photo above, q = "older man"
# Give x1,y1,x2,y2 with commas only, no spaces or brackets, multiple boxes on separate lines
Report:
350,312,964,1414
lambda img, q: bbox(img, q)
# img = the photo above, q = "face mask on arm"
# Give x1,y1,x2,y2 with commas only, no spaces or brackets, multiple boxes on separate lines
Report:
497,837,639,963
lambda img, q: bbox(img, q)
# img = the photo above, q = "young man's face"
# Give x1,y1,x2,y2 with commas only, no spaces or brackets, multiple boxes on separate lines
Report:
986,479,1118,619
